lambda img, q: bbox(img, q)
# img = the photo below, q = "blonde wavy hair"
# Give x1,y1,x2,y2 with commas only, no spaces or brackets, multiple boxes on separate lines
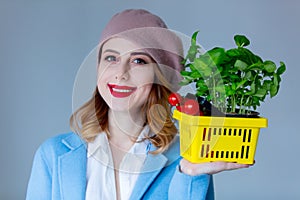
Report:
70,65,178,154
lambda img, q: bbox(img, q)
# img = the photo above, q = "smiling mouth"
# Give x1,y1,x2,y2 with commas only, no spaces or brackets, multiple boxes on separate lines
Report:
107,84,137,98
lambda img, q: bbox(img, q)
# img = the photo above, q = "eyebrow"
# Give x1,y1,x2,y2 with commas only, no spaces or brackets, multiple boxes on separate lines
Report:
103,49,120,54
103,49,151,58
130,52,152,58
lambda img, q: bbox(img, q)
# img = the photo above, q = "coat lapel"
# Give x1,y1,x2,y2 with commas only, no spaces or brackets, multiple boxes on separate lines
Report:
129,152,168,200
129,135,180,200
58,134,87,200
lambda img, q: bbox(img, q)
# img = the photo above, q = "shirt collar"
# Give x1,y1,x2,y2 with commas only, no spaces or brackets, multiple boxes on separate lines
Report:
87,125,151,158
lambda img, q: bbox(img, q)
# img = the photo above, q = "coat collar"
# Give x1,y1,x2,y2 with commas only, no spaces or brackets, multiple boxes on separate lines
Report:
59,133,87,200
61,132,86,150
58,133,180,200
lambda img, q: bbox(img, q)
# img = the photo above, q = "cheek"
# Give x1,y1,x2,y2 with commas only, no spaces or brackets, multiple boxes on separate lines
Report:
131,67,155,86
97,65,110,81
96,68,111,99
97,65,116,88
129,86,152,109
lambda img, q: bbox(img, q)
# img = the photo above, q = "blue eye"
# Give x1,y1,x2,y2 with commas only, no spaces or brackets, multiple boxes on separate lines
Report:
133,58,147,65
105,55,117,62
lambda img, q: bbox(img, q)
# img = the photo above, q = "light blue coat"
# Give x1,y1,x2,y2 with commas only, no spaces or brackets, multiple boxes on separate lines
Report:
26,133,214,200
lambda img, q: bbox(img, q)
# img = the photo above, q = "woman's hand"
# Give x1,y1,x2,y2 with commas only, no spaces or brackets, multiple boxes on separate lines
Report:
179,158,254,176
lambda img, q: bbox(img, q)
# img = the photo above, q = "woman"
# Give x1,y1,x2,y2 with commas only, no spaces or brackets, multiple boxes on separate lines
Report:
26,9,251,200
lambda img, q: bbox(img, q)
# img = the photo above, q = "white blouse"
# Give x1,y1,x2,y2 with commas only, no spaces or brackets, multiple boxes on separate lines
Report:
85,126,151,200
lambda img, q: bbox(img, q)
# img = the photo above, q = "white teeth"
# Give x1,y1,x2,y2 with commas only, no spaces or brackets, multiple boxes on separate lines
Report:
112,88,132,93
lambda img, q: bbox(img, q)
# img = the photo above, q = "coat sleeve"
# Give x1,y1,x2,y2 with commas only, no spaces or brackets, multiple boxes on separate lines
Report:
26,144,52,200
168,165,214,200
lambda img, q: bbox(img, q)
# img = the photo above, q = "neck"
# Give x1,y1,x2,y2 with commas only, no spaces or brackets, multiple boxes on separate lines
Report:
107,109,146,149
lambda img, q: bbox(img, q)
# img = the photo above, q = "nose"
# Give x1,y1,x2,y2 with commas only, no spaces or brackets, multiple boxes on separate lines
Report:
115,60,130,81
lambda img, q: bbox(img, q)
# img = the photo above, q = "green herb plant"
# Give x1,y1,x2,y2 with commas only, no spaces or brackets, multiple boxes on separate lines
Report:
180,31,286,115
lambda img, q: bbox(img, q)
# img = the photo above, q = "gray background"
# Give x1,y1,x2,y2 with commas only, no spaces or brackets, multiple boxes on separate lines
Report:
1,0,299,199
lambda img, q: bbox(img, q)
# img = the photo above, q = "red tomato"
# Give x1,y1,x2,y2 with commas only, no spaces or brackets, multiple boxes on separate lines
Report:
182,99,200,115
168,93,183,106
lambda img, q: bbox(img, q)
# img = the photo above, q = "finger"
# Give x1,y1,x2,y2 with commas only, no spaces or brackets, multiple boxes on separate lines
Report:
180,159,254,176
221,162,252,170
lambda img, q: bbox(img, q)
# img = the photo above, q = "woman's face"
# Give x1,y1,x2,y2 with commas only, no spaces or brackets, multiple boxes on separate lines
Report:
97,37,155,112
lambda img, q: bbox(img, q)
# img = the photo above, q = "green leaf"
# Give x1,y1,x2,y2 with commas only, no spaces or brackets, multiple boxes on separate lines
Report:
262,80,272,90
241,48,263,64
207,47,226,65
250,82,256,94
194,57,207,70
245,71,253,80
226,88,235,96
234,35,250,47
273,73,279,87
186,31,201,62
277,61,286,75
180,71,190,76
190,71,201,78
236,79,248,89
234,60,248,71
246,63,264,71
270,84,278,97
187,46,199,62
191,31,199,45
181,58,187,65
264,60,277,73
226,48,242,57
230,74,242,81
196,79,205,86
197,86,209,95
252,96,261,106
254,89,267,98
193,58,212,77
232,82,237,90
215,85,226,93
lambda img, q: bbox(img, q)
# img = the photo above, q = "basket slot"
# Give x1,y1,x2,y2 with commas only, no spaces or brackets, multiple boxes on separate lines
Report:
241,146,245,158
206,145,210,158
231,151,234,158
203,128,212,141
220,151,224,158
248,130,252,142
200,144,211,158
226,151,229,158
202,128,206,141
224,128,227,136
238,129,242,136
233,129,236,136
243,129,247,142
246,146,250,159
201,144,204,157
228,129,232,136
236,151,239,158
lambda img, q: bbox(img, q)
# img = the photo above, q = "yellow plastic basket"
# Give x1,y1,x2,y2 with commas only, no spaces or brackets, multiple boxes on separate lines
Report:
173,110,268,164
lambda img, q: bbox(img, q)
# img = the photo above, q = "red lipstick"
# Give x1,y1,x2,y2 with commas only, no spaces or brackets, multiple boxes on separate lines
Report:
107,84,137,98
